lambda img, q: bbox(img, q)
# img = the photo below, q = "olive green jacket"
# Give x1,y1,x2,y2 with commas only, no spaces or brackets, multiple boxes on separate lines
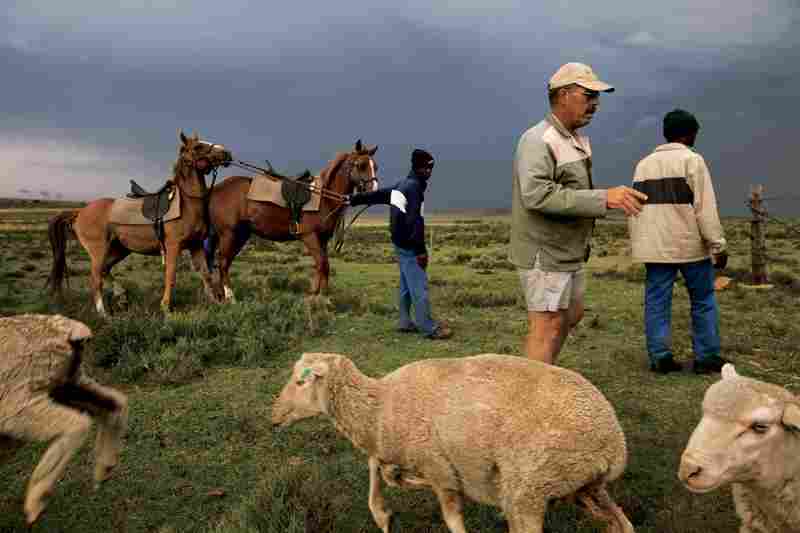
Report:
510,114,608,271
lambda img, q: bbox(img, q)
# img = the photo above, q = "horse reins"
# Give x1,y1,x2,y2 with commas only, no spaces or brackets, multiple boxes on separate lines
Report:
229,159,370,205
333,204,370,253
231,155,377,240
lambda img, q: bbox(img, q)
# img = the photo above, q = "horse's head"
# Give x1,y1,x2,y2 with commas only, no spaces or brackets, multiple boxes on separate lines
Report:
176,130,233,188
346,139,379,194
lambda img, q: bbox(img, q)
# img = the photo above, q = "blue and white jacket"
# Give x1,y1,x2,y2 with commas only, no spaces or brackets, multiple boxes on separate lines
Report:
350,171,428,255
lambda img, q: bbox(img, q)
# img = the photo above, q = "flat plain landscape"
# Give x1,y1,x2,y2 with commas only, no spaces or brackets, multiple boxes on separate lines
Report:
1,201,799,532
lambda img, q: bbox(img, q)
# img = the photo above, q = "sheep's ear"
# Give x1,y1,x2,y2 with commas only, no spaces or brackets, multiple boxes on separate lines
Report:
310,361,329,378
298,361,328,383
722,364,739,380
68,321,92,342
783,403,800,431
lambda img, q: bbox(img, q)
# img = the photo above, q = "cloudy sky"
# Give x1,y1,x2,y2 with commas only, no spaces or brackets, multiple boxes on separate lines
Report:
2,0,798,214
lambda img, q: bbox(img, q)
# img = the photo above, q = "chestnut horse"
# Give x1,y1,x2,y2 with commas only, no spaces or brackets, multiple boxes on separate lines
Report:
207,140,378,302
48,131,233,315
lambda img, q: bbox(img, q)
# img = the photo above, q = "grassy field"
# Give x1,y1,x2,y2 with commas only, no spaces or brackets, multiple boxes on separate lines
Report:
1,203,799,532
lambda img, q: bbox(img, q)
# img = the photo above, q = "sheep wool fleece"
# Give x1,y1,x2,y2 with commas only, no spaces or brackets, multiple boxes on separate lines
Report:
0,314,129,526
276,353,632,532
368,354,628,502
0,314,91,431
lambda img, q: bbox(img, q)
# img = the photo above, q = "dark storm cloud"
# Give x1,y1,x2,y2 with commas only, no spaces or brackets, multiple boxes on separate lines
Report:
2,1,798,214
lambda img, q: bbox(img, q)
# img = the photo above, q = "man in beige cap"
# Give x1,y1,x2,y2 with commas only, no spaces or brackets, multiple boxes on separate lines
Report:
510,62,647,366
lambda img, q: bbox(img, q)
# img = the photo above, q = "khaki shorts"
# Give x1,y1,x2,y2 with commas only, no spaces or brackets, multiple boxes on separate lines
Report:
518,263,585,312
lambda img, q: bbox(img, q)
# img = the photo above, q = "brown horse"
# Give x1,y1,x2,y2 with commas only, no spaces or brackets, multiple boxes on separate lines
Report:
48,131,233,315
207,140,378,303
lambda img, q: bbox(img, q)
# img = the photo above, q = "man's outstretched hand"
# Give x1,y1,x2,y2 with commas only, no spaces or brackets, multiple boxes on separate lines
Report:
607,186,648,216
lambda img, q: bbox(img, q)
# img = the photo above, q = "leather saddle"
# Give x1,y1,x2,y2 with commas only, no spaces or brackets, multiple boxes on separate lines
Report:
128,180,175,221
279,170,314,234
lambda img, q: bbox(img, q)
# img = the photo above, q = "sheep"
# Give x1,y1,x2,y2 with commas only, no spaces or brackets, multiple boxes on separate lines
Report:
679,364,800,532
271,352,634,533
0,314,128,526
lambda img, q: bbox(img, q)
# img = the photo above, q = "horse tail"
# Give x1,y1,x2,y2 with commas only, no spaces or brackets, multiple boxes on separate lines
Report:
47,210,79,294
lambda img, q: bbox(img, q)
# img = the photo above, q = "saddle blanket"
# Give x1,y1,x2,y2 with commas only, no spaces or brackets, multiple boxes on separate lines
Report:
246,173,321,211
108,187,182,225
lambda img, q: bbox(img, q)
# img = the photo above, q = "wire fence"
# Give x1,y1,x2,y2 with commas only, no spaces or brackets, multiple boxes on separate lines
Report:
764,216,800,236
745,190,800,236
759,194,800,202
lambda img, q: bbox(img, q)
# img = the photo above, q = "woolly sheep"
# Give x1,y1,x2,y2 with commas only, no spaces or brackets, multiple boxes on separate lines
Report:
272,352,634,533
0,314,128,526
679,364,800,532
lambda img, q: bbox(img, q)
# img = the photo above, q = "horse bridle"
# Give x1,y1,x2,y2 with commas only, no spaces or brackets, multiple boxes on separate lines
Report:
322,152,377,234
175,141,228,200
338,154,379,195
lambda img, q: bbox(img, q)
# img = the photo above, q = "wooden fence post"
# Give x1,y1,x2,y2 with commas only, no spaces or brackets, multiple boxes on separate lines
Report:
749,185,768,284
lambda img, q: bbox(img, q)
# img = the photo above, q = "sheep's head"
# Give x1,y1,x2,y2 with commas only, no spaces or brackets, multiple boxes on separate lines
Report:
679,364,800,493
271,353,337,428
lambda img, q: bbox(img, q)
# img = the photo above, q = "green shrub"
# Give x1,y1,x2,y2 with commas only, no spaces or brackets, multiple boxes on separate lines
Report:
89,295,317,384
443,287,519,308
207,458,369,533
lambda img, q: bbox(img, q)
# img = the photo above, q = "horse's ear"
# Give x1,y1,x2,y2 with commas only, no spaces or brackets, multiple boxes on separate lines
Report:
354,139,363,152
367,144,378,156
179,130,188,145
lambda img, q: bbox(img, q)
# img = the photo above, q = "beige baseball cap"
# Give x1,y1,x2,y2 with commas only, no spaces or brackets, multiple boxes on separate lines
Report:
548,62,615,93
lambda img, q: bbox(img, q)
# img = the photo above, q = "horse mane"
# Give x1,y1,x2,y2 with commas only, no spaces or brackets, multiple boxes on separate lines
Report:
319,152,350,189
171,152,189,178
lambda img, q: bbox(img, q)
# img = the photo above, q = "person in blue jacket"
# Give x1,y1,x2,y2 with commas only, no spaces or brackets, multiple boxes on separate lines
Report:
349,149,452,340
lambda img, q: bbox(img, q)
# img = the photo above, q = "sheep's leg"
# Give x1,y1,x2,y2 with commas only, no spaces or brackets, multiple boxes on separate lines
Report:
88,381,128,487
368,457,393,533
576,484,634,533
51,375,129,487
434,487,468,533
7,396,91,525
505,497,546,533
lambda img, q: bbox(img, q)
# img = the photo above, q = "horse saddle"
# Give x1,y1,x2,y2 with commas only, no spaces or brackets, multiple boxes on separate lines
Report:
127,180,175,221
280,170,313,233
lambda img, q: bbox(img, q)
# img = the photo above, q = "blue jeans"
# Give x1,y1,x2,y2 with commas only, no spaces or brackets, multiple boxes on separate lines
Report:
645,259,721,364
394,245,436,336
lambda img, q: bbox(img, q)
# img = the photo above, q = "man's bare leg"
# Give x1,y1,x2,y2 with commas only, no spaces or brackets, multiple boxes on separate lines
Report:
525,310,567,365
558,299,585,347
525,298,584,365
